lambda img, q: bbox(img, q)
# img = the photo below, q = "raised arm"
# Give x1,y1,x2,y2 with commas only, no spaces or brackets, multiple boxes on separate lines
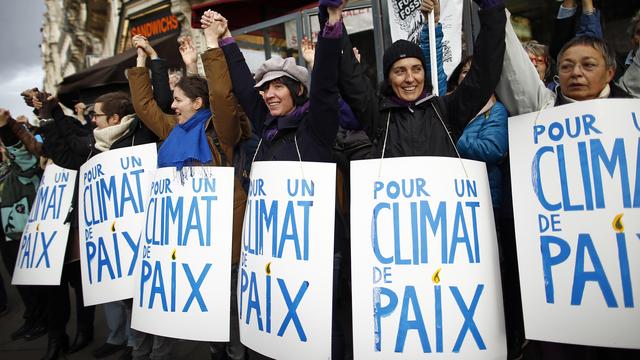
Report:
219,29,268,135
495,9,555,116
200,10,242,148
150,58,173,113
443,1,506,134
305,1,344,147
128,35,177,139
419,0,447,95
0,109,42,156
318,3,377,136
550,0,602,60
179,36,200,76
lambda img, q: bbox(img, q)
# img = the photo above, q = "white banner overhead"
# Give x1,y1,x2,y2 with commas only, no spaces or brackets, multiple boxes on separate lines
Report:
508,99,640,348
350,157,507,359
131,166,235,342
12,164,76,285
238,161,336,360
385,0,463,76
78,144,157,306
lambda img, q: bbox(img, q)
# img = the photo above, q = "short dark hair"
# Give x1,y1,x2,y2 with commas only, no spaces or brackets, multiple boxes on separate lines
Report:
174,75,210,109
94,92,134,118
259,76,308,106
447,56,473,93
557,35,616,71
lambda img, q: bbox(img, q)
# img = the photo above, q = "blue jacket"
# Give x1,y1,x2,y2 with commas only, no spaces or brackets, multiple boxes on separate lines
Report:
456,101,508,208
420,22,447,96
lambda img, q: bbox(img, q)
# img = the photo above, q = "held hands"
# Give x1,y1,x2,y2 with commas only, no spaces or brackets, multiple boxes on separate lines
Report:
201,10,231,48
421,0,440,23
133,35,158,62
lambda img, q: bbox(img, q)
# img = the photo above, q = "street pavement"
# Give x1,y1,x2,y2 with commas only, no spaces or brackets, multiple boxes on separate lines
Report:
0,261,209,360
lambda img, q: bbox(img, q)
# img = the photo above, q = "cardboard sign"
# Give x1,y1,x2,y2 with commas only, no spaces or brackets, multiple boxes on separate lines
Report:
131,167,235,341
12,164,76,285
350,157,506,359
386,0,463,76
509,99,640,348
79,144,157,306
239,161,336,360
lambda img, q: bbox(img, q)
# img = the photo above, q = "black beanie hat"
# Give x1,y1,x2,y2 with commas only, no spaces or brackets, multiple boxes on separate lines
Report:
383,39,426,78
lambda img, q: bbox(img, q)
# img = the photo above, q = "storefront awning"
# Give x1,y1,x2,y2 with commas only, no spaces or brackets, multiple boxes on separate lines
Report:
190,0,317,30
57,32,182,108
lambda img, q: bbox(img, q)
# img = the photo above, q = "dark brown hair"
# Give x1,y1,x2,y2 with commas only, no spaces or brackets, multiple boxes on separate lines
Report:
94,92,134,118
174,75,210,109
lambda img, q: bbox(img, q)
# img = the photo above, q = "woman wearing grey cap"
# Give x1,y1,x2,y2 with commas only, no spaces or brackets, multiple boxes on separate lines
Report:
210,1,349,358
214,3,345,164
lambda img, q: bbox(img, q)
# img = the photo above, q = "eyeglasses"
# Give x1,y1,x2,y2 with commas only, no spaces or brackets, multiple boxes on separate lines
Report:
528,54,547,66
558,61,602,74
89,112,108,118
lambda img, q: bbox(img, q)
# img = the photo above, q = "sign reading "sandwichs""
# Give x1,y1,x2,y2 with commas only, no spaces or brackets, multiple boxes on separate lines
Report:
128,7,179,40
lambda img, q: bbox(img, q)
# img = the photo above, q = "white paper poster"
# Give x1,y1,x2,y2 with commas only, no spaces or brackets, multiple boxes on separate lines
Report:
79,144,157,306
12,164,76,285
509,99,640,348
239,161,336,360
386,0,463,76
350,157,506,359
131,166,235,341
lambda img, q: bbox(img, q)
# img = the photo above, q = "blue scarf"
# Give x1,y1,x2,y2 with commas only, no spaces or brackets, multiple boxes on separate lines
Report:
157,109,213,169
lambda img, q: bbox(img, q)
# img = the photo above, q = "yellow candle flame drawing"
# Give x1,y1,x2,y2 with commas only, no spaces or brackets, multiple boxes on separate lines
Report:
612,213,624,233
265,262,272,275
432,267,442,284
171,248,176,260
36,223,40,231
111,221,116,232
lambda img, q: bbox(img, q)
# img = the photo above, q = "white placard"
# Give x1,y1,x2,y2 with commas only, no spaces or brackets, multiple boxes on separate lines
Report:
12,164,76,285
131,166,235,341
79,144,157,306
351,157,506,359
239,161,336,360
509,99,640,348
309,7,375,43
386,0,463,76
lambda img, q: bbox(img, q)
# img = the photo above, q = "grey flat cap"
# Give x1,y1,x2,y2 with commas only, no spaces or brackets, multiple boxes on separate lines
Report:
254,57,309,90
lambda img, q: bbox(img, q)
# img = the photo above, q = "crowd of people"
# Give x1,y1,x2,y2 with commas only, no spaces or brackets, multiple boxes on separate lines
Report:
0,0,639,359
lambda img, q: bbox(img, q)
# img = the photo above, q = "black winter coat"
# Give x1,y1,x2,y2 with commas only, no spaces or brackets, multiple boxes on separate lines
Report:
336,6,507,159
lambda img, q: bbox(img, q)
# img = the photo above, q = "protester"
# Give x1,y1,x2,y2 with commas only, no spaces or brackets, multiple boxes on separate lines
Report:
624,10,640,71
80,92,157,360
333,0,505,159
497,23,636,116
215,0,345,357
129,24,253,358
0,109,48,344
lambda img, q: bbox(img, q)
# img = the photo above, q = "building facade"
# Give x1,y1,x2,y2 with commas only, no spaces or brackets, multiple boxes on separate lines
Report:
41,0,640,103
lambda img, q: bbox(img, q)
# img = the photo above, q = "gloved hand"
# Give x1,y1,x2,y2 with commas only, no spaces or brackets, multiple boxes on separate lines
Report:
318,0,345,29
472,0,503,10
38,93,58,119
319,0,342,6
